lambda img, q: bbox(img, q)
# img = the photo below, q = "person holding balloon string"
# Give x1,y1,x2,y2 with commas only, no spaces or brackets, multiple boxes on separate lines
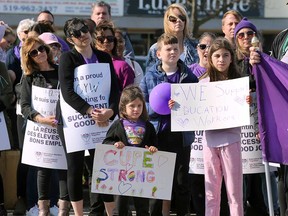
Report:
140,33,198,216
102,85,158,216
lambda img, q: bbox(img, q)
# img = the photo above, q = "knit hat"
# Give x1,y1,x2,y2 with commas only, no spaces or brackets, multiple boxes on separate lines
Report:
234,17,257,39
38,32,60,46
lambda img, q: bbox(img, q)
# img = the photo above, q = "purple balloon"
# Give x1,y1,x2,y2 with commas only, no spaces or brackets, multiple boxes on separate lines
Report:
149,83,171,115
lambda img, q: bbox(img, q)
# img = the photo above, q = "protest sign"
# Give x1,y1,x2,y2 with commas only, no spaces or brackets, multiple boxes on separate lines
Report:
60,63,117,153
22,86,67,169
91,144,176,200
171,77,250,131
189,93,269,174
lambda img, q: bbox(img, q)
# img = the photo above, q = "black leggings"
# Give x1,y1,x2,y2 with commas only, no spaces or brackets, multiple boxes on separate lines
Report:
57,124,114,202
57,124,85,201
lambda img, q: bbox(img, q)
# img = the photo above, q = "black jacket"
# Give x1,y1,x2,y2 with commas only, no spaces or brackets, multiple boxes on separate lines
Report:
103,119,157,148
57,47,120,121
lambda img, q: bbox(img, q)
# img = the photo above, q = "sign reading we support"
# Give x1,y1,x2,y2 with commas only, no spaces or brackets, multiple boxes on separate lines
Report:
60,63,117,153
189,93,269,174
91,144,176,200
0,112,10,151
22,86,67,169
171,77,250,131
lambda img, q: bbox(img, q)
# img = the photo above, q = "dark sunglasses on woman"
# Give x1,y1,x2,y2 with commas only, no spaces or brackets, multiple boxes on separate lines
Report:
70,25,89,38
168,15,186,23
29,45,46,58
197,44,210,50
237,31,255,40
96,35,115,44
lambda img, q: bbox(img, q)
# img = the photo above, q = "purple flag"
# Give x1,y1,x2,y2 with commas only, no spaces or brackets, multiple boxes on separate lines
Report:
252,52,288,164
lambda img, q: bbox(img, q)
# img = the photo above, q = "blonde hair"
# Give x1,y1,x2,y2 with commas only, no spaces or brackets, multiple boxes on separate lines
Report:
163,3,190,38
21,36,53,75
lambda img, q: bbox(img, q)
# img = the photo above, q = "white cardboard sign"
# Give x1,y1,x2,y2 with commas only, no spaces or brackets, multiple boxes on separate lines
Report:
60,63,117,153
22,86,67,169
91,144,176,200
171,77,250,131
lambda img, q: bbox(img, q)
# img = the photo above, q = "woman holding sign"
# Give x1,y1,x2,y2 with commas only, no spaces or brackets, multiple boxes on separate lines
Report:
57,18,119,216
20,36,62,216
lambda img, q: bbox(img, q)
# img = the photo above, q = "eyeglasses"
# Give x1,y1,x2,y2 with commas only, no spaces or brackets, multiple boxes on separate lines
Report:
168,15,186,23
237,31,255,40
23,30,29,34
197,44,210,50
70,25,89,38
29,45,46,57
96,35,115,44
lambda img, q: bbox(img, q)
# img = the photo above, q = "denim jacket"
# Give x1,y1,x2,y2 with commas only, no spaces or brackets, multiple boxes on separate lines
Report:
140,60,198,146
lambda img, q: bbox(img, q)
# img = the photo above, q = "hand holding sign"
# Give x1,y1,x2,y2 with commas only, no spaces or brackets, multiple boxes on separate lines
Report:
149,83,171,115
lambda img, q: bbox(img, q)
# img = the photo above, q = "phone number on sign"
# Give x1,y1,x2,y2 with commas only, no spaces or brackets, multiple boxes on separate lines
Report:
1,5,58,13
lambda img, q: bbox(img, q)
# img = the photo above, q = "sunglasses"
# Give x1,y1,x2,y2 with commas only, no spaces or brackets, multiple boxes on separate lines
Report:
237,31,255,40
70,25,89,38
197,44,210,50
96,35,115,44
168,15,186,23
29,45,46,58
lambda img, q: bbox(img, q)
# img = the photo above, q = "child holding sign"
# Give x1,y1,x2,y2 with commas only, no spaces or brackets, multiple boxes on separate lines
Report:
102,85,158,215
140,33,198,216
201,37,243,216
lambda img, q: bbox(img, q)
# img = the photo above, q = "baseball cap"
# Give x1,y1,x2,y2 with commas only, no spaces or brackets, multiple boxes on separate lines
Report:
38,32,61,46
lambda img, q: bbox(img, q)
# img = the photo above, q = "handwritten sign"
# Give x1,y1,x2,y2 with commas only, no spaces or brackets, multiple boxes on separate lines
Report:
91,144,176,200
171,77,250,131
189,93,270,174
0,112,10,151
22,86,67,169
60,63,117,153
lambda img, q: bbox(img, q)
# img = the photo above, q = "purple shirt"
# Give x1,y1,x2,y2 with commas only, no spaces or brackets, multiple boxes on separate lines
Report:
159,70,180,132
123,119,146,147
112,57,135,92
189,63,206,78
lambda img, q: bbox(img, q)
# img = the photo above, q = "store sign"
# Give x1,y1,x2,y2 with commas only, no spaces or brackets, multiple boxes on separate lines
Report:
125,0,263,17
0,0,124,16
